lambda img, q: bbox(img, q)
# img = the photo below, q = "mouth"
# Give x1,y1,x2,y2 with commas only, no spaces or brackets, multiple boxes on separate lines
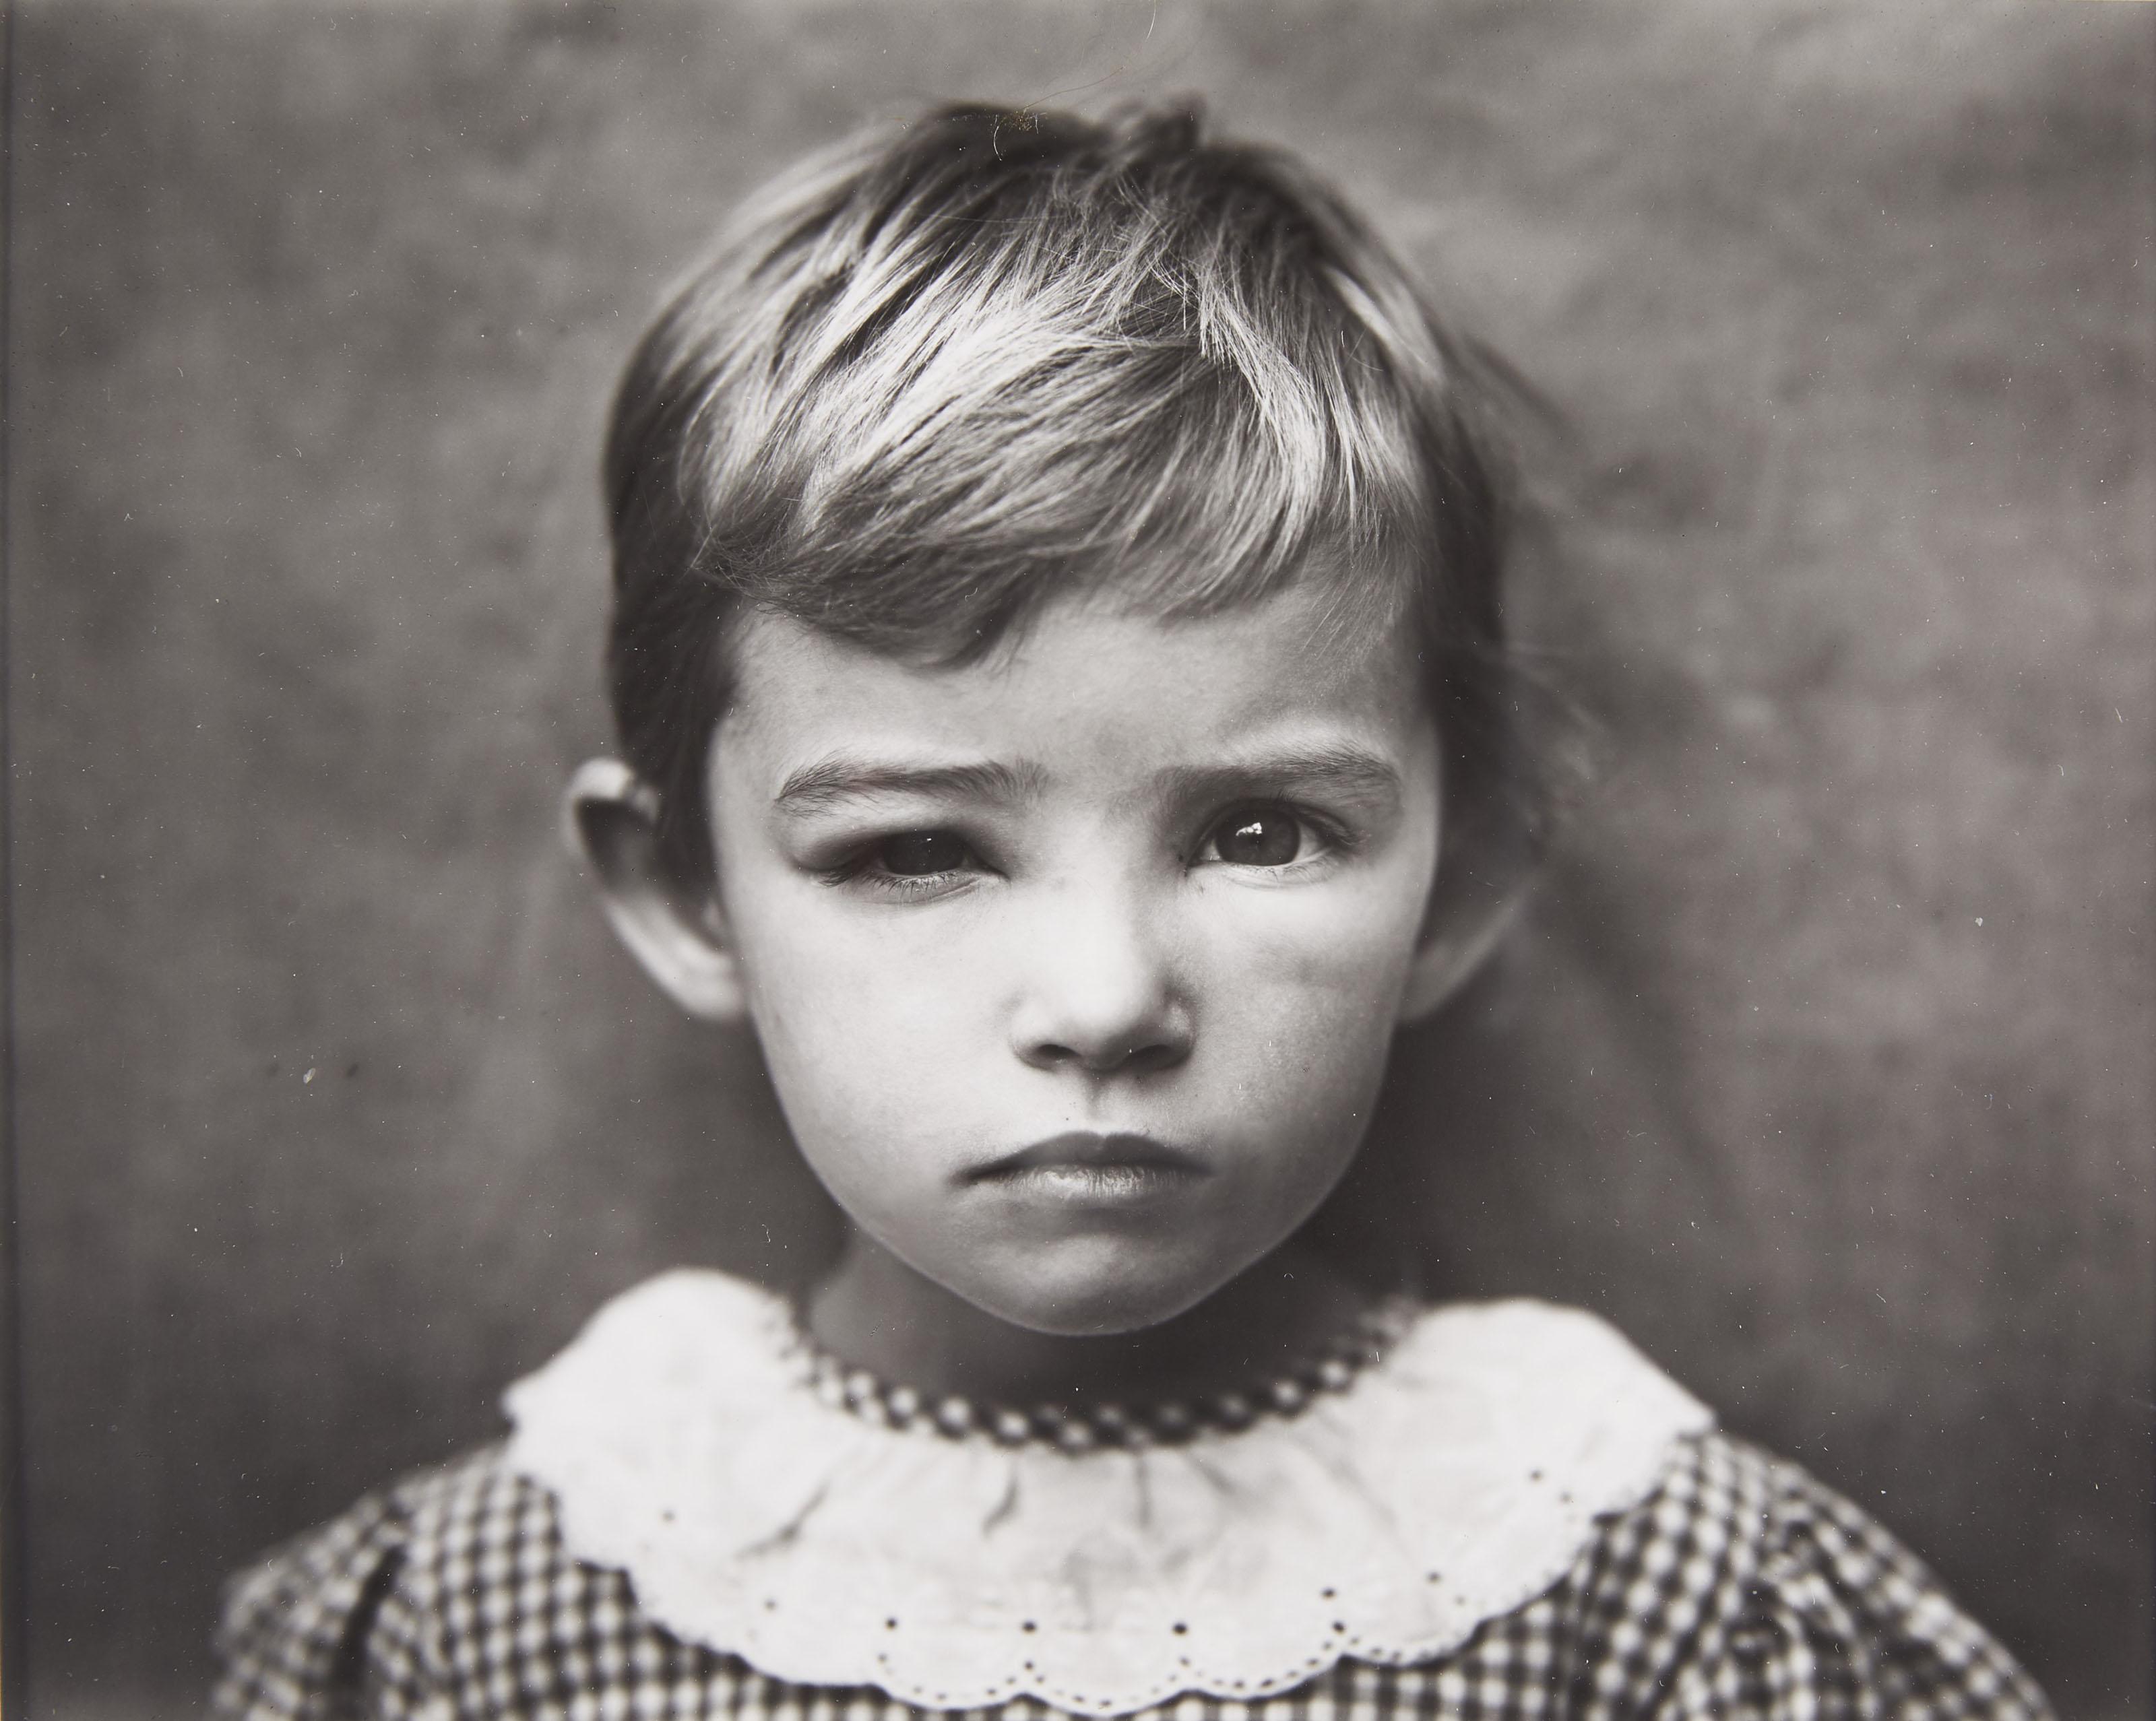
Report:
965,1132,1211,1201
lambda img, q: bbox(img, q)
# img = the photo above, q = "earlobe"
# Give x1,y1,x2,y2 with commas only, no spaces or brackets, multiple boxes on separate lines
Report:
1397,878,1529,1024
563,758,749,1023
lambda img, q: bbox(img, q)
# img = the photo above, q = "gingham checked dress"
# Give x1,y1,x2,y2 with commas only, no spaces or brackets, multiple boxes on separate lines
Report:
212,1271,2052,1721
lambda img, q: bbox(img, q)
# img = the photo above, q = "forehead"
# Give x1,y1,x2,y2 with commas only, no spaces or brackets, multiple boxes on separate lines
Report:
717,583,1430,781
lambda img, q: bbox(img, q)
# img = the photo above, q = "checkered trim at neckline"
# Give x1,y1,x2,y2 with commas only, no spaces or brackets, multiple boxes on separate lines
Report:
785,1294,1423,1452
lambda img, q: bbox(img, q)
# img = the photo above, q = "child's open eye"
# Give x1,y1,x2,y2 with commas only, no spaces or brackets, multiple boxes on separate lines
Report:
1201,803,1321,868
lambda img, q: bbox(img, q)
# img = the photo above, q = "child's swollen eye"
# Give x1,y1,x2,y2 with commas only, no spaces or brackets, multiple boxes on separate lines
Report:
821,827,988,901
1203,804,1314,868
874,830,974,877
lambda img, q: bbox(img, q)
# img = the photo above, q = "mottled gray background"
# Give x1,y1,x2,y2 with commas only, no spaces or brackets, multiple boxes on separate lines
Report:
6,1,2151,1715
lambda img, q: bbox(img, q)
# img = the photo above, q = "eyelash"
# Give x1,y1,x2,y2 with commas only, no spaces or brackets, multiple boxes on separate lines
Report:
843,861,980,902
823,802,1352,901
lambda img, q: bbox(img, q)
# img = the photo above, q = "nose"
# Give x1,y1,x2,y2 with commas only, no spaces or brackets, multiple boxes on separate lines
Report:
1009,877,1193,1077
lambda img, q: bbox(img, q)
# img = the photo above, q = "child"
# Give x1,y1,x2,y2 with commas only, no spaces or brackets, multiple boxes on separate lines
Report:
212,103,2052,1720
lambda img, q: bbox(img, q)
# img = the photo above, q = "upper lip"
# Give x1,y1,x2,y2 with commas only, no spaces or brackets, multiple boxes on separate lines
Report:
967,1132,1209,1181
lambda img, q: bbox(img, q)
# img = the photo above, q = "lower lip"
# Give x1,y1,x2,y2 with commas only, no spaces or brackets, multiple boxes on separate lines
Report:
974,1162,1205,1205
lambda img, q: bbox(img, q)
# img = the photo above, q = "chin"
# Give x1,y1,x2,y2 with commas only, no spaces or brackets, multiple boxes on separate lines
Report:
956,1246,1239,1338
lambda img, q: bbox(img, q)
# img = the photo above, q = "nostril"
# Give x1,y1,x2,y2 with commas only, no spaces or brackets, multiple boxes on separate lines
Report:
1021,1034,1188,1076
1093,1037,1190,1076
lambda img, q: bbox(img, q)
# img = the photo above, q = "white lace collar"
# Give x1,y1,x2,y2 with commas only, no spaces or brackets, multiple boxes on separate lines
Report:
504,1270,1711,1716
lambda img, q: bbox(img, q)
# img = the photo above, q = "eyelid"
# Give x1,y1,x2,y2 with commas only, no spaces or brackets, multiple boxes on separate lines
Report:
1157,753,1403,824
798,812,986,863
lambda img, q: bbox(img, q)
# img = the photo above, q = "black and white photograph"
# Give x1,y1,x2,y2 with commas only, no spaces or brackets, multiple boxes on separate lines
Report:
2,3,2149,1717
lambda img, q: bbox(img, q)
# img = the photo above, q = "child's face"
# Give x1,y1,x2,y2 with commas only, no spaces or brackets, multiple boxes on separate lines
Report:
697,583,1442,1337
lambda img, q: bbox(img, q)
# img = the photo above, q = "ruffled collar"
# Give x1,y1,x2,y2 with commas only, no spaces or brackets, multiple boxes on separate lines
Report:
504,1269,1711,1716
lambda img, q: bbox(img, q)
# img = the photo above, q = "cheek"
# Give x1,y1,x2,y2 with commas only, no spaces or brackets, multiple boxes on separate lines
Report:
727,883,984,1148
1199,862,1428,1025
1187,884,1421,1142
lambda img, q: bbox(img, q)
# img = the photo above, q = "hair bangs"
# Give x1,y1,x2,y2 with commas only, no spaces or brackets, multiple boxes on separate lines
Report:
669,138,1436,665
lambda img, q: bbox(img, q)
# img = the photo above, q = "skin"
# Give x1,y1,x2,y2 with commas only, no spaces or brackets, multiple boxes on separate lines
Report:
574,581,1455,1405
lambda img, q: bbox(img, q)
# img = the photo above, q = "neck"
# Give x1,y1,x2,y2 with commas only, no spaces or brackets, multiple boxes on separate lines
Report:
804,1231,1370,1407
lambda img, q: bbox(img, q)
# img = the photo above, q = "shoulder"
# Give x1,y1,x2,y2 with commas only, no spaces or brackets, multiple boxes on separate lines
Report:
1535,1428,2053,1717
211,1445,610,1719
211,1272,793,1718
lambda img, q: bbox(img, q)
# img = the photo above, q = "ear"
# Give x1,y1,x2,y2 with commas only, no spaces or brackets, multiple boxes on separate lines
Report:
1397,812,1535,1024
1397,884,1527,1022
563,758,747,1022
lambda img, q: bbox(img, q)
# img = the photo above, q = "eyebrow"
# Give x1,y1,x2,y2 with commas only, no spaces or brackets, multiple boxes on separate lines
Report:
770,741,1404,817
771,754,1045,814
1153,743,1404,808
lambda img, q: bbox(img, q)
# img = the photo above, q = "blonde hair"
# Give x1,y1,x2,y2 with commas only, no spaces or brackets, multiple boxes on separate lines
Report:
605,101,1540,897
